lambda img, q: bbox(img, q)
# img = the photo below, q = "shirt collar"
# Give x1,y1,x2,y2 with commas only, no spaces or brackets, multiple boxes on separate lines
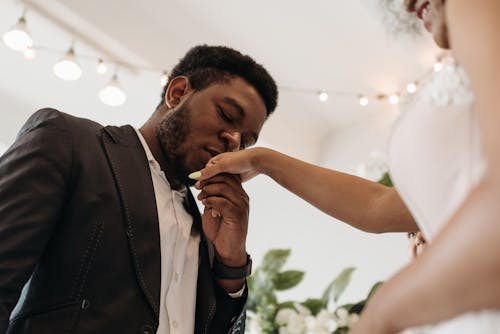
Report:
134,128,187,196
135,128,156,163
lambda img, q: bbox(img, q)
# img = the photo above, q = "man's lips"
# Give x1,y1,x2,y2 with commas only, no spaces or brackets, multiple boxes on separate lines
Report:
205,147,222,158
202,147,223,165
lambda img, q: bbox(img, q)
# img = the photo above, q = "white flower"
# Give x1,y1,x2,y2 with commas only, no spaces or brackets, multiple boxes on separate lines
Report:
275,308,298,326
293,303,312,317
275,307,307,334
336,308,360,328
285,313,307,334
304,310,338,334
356,150,389,182
247,311,263,334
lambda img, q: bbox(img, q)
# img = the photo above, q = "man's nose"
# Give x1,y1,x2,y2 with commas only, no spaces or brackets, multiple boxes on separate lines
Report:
221,131,242,152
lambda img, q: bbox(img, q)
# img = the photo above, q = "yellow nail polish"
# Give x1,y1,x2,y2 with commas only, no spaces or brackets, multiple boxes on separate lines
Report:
188,171,202,180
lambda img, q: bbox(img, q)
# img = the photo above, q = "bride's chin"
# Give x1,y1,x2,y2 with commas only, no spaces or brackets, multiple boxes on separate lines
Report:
433,30,450,49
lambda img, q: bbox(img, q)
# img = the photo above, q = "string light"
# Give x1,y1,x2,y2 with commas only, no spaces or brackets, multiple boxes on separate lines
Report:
406,82,418,94
3,10,448,109
53,45,82,81
96,58,107,74
433,60,443,72
2,11,33,52
23,45,35,60
388,93,400,105
318,91,329,102
359,95,369,106
99,73,127,106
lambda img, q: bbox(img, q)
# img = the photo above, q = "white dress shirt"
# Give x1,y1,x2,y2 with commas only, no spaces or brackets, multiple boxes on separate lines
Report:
135,130,200,334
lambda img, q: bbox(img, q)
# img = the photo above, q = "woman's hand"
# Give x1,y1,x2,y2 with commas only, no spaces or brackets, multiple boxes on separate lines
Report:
194,147,266,187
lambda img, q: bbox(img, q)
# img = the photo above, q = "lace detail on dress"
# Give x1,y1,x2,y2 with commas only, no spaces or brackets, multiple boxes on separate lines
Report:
401,58,475,111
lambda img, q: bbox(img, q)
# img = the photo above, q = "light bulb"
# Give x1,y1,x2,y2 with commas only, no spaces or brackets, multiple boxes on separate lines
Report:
160,71,169,86
433,61,443,72
3,17,33,52
99,75,126,106
406,82,418,94
23,45,35,60
318,91,328,102
389,93,400,105
96,58,107,74
359,95,369,106
53,48,82,81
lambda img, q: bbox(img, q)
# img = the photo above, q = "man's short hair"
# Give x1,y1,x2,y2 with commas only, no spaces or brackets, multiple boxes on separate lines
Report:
157,45,278,116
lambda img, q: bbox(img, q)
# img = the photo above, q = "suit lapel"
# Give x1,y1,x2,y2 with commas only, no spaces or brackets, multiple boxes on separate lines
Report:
102,125,161,318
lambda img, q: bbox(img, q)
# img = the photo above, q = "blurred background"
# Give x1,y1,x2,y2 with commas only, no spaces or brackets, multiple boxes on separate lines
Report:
0,0,441,305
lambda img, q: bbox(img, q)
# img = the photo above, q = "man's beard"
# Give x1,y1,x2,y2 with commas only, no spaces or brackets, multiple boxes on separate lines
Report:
157,101,193,186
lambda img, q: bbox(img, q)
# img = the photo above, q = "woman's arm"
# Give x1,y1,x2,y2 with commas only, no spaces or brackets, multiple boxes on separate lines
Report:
351,1,500,332
196,147,416,233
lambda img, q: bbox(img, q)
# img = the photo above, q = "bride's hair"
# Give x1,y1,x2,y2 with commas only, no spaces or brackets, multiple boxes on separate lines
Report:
377,0,423,36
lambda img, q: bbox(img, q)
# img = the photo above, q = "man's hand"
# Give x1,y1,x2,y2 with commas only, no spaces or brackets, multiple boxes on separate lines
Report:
197,173,248,266
197,173,249,293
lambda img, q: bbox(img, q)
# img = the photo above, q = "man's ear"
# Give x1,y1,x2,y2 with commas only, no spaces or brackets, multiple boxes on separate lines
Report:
164,76,192,108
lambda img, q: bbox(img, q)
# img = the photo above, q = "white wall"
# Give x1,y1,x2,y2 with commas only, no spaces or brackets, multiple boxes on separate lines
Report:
0,143,7,157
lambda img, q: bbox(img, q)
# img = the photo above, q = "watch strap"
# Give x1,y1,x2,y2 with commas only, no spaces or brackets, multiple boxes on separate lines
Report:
212,254,252,279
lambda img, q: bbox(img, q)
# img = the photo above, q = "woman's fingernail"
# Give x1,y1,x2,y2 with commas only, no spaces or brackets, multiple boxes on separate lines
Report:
188,171,202,180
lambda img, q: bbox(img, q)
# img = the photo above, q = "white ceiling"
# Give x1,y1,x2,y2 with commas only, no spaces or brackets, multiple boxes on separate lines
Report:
1,0,440,162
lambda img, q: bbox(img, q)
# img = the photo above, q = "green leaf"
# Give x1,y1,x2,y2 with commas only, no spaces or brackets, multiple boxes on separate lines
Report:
337,303,354,311
247,285,278,312
247,272,255,291
261,249,291,274
378,172,393,187
276,301,295,312
347,300,366,314
301,298,326,316
272,270,304,291
367,281,383,300
322,267,356,305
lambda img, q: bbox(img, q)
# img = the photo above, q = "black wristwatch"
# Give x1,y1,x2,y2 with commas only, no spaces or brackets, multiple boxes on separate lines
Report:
212,254,252,279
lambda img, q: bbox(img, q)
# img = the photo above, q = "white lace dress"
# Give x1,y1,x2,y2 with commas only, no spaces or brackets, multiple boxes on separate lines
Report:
388,60,500,333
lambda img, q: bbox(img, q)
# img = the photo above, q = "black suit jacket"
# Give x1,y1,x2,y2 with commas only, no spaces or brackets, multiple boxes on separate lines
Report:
0,108,246,333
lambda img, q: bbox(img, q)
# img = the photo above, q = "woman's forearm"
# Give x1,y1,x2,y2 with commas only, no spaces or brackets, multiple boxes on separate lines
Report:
253,148,416,233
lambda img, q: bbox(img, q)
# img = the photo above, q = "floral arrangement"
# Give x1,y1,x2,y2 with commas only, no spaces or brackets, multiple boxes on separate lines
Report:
356,150,393,187
245,249,382,334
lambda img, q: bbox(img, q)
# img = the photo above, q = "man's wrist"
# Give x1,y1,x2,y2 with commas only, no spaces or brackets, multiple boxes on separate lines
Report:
214,248,247,267
213,253,252,280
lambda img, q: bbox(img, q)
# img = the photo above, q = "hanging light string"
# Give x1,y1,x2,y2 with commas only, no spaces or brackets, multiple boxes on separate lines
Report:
2,8,449,108
284,51,451,107
29,44,165,74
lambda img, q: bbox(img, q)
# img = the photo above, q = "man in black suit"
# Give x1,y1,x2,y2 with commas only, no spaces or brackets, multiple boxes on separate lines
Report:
0,45,278,334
